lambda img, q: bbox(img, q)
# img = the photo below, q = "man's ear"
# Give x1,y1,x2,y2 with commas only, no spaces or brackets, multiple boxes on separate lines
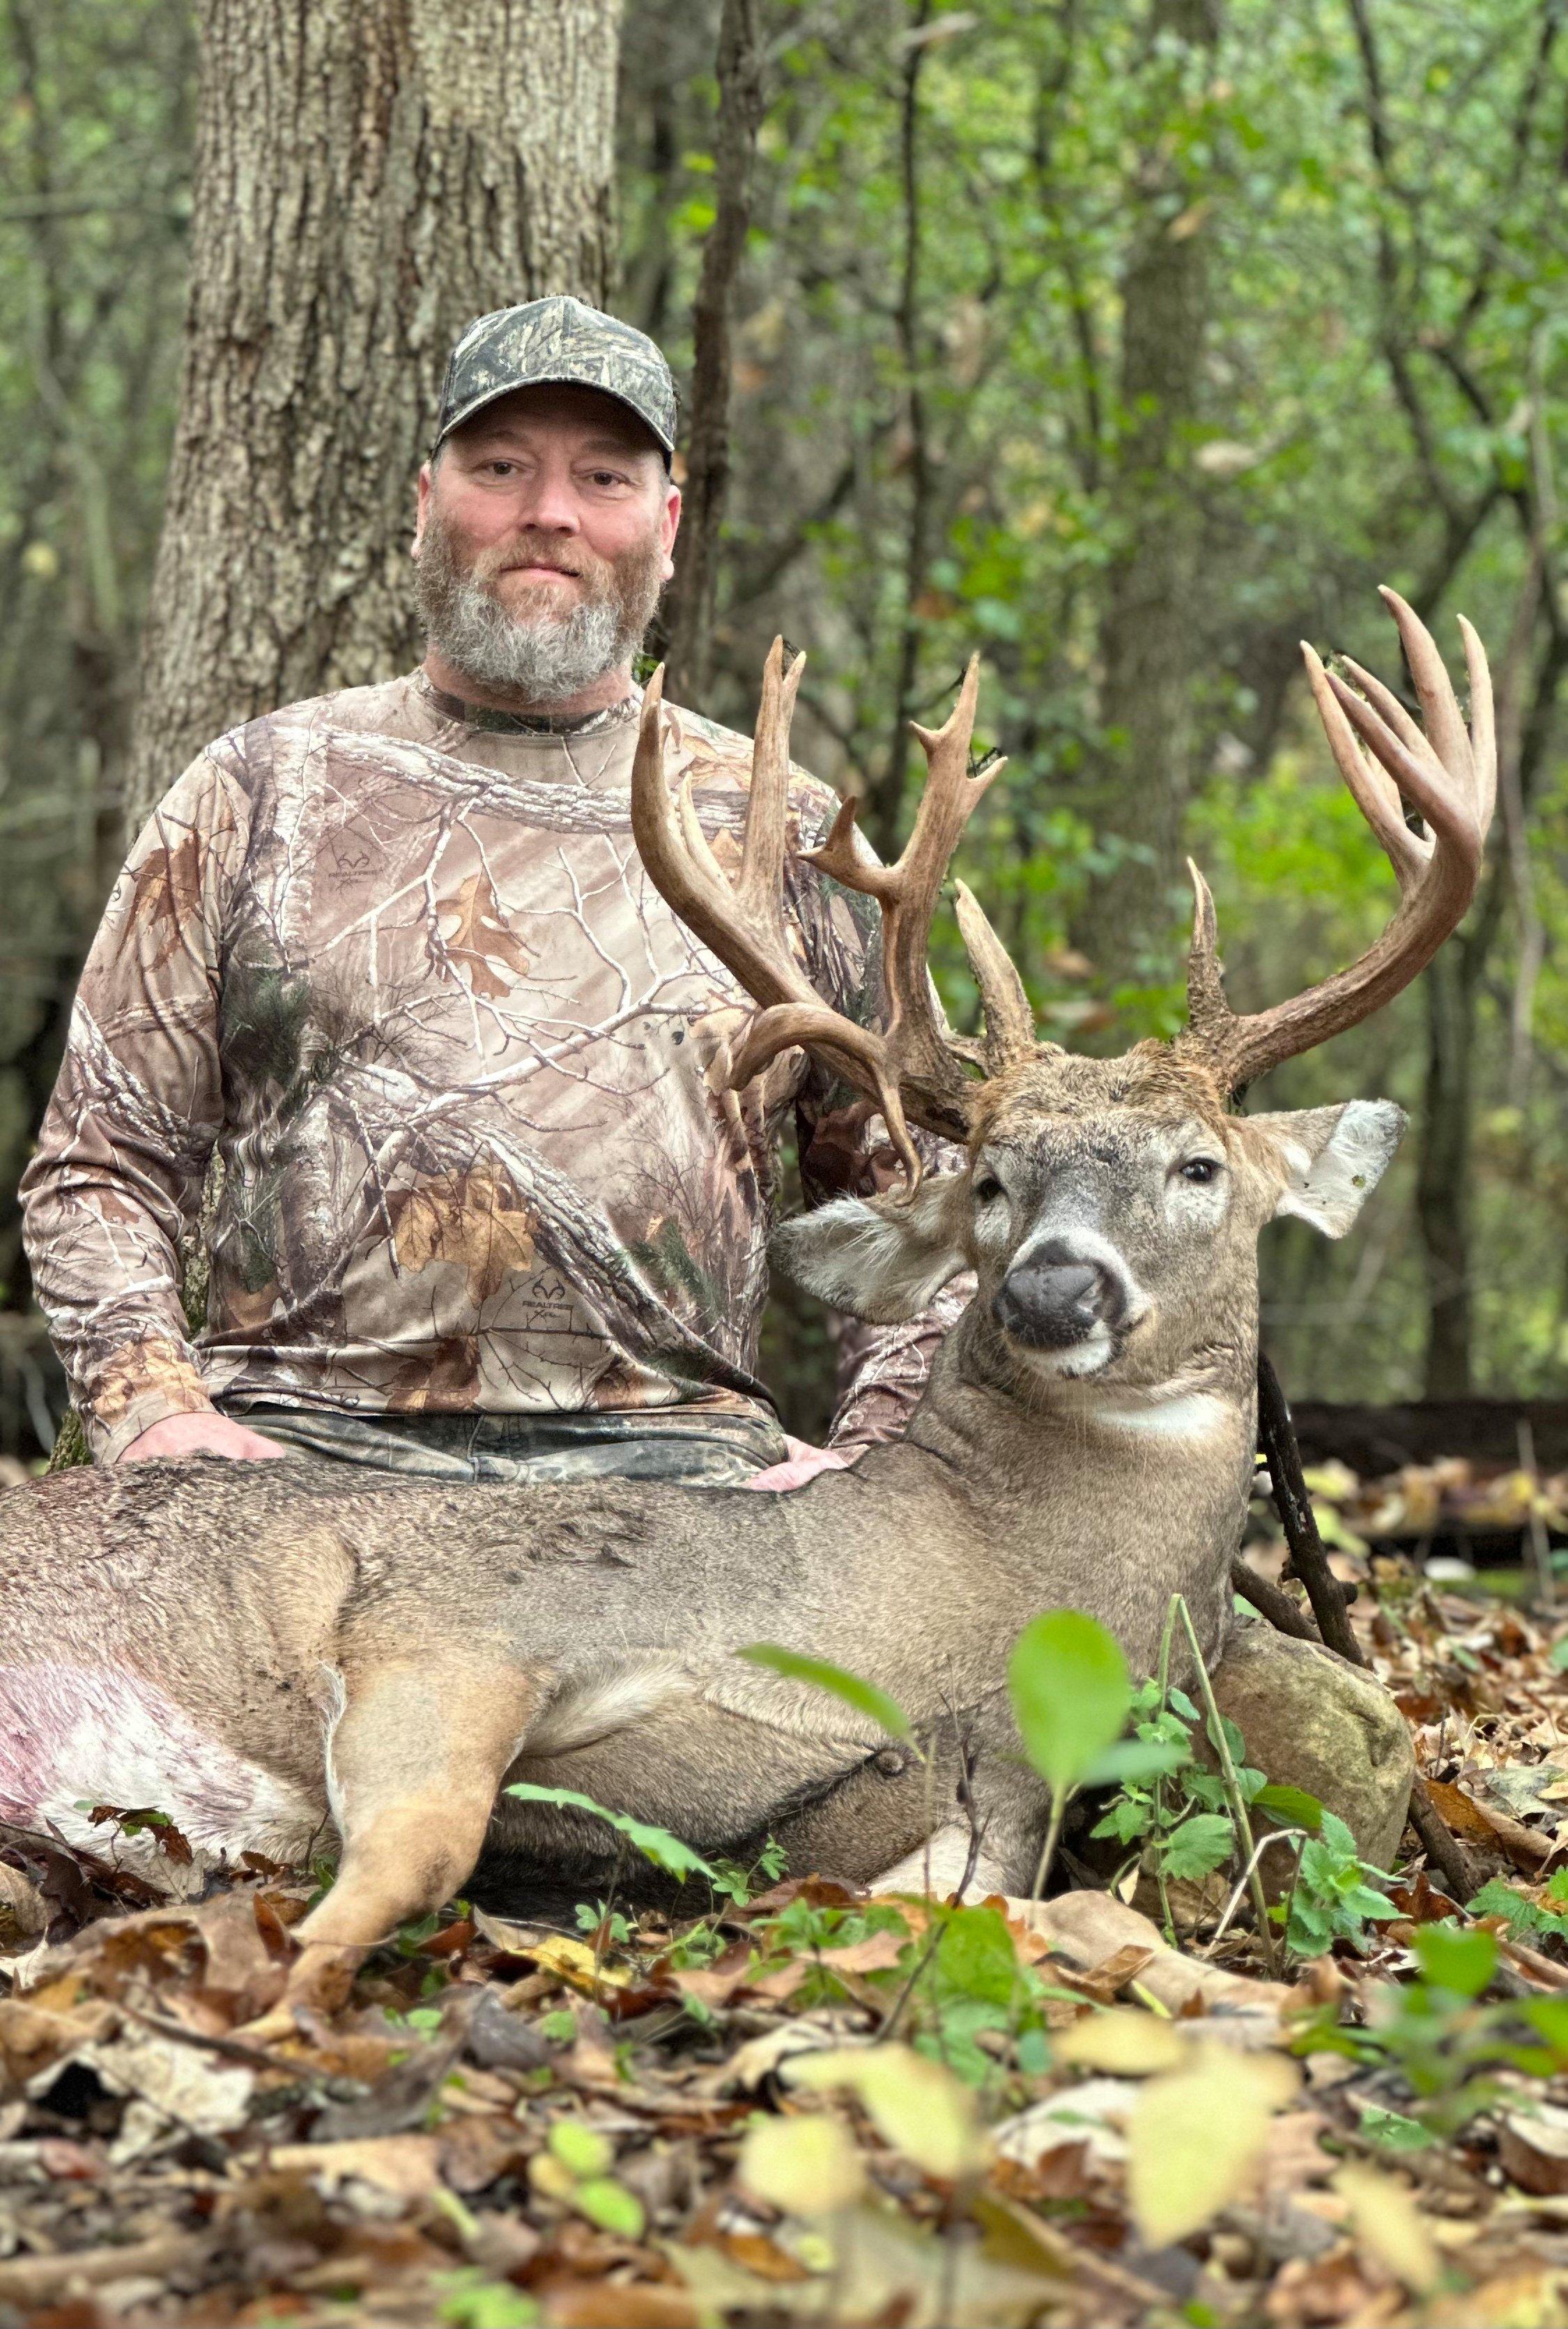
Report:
1247,1099,1406,1237
771,1176,969,1323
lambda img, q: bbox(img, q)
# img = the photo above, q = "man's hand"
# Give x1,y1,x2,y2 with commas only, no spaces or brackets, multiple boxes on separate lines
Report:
117,1413,290,1465
744,1436,856,1492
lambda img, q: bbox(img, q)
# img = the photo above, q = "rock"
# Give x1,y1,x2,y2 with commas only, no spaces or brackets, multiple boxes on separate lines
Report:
1208,1621,1413,1869
0,1864,47,1952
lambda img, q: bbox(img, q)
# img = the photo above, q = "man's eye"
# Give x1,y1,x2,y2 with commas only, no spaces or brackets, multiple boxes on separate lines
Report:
587,469,630,488
974,1176,1004,1202
1178,1158,1222,1184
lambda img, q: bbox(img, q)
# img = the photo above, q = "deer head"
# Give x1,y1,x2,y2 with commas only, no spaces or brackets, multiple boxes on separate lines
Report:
631,589,1494,1398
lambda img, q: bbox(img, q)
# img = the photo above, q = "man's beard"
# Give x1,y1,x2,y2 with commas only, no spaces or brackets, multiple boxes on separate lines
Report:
413,510,666,705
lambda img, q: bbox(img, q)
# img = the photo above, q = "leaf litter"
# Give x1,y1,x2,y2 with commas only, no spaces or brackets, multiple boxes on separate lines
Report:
6,1545,1568,2323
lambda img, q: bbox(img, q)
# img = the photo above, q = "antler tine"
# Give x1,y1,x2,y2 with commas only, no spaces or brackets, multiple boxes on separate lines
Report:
1459,612,1497,829
630,656,928,1185
733,637,806,938
1301,644,1428,892
803,655,1012,1125
1184,593,1494,1094
955,880,1036,1071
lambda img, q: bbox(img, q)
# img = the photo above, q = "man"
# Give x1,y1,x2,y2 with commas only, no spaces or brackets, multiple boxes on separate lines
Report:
22,298,961,1489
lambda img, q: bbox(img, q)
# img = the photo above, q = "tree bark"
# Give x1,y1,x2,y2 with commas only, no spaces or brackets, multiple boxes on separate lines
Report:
660,0,767,709
1072,0,1222,981
864,0,935,860
125,0,620,830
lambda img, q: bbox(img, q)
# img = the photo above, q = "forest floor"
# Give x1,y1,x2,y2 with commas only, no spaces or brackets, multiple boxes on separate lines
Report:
3,1502,1568,2328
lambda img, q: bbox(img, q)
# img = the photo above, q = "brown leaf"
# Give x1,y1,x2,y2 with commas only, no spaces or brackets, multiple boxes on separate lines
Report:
385,1334,482,1411
387,1161,537,1306
125,827,206,972
438,866,530,998
266,2135,442,2199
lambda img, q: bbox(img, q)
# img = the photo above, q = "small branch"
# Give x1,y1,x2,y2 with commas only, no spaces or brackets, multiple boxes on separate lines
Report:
1256,1350,1359,1660
1229,1551,1315,1640
1173,1594,1279,1975
1254,1348,1481,1903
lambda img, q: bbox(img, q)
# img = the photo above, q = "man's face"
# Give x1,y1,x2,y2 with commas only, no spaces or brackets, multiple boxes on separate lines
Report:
412,383,681,703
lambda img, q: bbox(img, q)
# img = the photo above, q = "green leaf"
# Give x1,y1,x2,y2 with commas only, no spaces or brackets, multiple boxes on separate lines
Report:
934,1904,1022,2011
1091,1796,1153,1845
574,2178,647,2239
1316,1810,1360,1863
1160,1813,1236,1881
550,2122,613,2179
1413,1921,1498,1999
1254,1783,1324,1831
1548,1636,1568,1672
1008,1610,1132,1796
739,1643,912,1743
1358,2107,1434,2152
503,1784,717,1882
435,2270,541,2328
1522,1997,1568,2061
1082,1736,1190,1787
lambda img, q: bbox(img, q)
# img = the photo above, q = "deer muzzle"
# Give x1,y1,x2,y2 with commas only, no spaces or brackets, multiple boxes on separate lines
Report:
991,1237,1135,1354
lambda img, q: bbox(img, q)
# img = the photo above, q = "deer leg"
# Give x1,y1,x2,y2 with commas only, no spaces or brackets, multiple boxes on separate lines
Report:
245,1656,540,2037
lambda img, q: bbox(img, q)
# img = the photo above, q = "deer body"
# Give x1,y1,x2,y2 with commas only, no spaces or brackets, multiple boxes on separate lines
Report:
3,590,1494,2022
0,1302,1250,1898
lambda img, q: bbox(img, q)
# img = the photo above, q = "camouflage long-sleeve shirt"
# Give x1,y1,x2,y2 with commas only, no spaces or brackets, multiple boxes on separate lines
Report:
22,672,963,1463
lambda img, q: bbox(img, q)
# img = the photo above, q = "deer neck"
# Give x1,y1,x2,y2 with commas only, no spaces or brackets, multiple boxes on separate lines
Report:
892,1297,1259,1538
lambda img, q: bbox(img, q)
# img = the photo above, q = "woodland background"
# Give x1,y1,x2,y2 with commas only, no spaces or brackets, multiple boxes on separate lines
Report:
0,0,1564,1460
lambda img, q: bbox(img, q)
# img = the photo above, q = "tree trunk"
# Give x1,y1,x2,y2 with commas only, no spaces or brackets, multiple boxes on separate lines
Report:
1416,944,1475,1398
1073,0,1222,984
125,0,620,830
660,0,767,709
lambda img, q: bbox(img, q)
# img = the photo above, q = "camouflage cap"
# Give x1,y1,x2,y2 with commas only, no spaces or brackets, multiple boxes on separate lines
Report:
431,296,678,469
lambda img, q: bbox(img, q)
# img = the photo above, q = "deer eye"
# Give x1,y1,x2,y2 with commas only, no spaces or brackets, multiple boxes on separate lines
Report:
974,1175,1004,1203
1178,1157,1222,1185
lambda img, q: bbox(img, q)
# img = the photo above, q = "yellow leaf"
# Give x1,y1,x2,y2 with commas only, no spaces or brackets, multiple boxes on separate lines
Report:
739,2112,866,2217
1336,2162,1443,2296
522,1933,634,1994
1128,2045,1298,2245
785,2044,991,2181
1055,2009,1190,2076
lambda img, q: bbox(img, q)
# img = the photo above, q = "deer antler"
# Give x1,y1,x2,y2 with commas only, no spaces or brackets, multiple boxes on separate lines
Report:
1185,587,1495,1093
631,641,1035,1184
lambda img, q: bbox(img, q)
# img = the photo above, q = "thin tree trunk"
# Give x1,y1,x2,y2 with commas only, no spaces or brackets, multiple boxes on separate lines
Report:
1073,0,1222,980
661,0,767,708
125,0,620,831
865,0,935,860
1416,944,1475,1398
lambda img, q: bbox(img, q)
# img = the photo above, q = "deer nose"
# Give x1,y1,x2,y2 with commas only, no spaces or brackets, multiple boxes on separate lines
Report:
992,1241,1125,1350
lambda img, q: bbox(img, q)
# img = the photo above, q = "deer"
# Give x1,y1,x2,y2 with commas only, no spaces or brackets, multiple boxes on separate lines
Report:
0,589,1493,2029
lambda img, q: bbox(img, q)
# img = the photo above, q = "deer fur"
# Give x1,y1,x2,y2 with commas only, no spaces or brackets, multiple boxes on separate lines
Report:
0,1048,1400,2019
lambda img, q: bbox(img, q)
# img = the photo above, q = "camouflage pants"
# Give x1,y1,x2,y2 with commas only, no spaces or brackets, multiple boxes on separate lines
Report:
218,1402,790,1486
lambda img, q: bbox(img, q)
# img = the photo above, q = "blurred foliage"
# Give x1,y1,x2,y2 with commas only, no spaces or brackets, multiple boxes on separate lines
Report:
0,0,1565,1453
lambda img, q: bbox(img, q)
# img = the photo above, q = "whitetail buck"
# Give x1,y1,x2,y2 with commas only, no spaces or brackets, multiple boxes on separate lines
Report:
0,590,1491,2024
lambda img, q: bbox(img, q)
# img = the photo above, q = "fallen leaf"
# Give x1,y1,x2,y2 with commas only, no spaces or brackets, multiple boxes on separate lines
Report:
1054,2007,1190,2075
785,2043,991,2181
1335,2161,1443,2295
268,2135,442,2199
1498,2104,1568,2196
739,2112,866,2216
1128,2044,1298,2243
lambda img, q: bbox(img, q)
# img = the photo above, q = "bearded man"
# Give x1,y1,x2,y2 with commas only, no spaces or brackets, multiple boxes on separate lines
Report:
22,300,961,1488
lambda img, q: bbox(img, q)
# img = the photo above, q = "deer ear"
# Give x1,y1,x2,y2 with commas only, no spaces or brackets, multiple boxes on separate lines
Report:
1250,1099,1406,1238
771,1176,969,1322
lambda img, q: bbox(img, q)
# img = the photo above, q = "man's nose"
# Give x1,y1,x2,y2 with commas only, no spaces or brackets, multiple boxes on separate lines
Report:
992,1237,1129,1350
515,467,582,534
